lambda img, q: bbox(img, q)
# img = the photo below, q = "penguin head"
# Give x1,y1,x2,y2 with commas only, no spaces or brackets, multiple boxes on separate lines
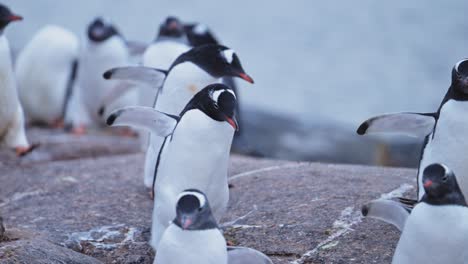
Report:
422,163,467,206
184,23,219,46
0,4,22,31
452,59,468,94
172,44,254,84
157,16,185,39
182,83,239,131
174,189,218,230
87,17,120,42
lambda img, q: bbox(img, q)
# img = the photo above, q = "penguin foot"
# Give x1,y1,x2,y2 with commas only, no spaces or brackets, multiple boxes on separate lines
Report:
71,125,87,136
50,119,65,129
15,143,39,157
116,128,138,138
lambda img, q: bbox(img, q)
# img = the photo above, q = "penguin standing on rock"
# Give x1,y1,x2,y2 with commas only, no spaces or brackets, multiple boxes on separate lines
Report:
0,5,34,156
107,84,239,249
156,189,273,264
76,17,138,129
16,25,79,127
364,164,468,264
103,44,254,188
357,59,468,201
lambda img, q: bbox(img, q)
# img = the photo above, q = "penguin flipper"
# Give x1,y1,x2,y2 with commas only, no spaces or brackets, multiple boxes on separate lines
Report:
361,199,412,231
98,81,137,117
357,112,436,137
227,246,273,264
103,66,167,88
106,106,178,137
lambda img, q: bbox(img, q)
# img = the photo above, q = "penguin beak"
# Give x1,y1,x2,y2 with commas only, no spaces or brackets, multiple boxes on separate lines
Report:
224,115,239,131
180,216,193,229
423,180,433,188
237,73,254,84
8,14,23,22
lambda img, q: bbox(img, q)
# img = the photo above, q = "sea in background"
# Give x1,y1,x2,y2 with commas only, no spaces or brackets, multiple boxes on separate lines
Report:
4,0,468,167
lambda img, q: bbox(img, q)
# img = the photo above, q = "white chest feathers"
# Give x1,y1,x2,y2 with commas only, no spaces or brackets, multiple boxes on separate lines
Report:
15,25,79,123
156,224,228,264
419,100,468,199
392,203,468,264
143,40,190,70
156,62,219,115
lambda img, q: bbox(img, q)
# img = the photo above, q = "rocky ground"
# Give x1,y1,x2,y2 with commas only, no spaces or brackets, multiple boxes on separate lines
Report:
0,128,416,263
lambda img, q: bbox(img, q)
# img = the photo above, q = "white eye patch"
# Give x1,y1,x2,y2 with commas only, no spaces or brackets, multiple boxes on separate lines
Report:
212,89,236,103
193,23,208,35
178,191,206,208
222,49,235,64
455,59,468,72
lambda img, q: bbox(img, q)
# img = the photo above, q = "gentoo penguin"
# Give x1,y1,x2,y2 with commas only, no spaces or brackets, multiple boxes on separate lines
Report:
138,16,191,108
107,84,238,249
77,17,138,127
16,25,79,127
357,59,468,201
156,189,273,264
104,44,254,188
377,164,468,264
0,5,34,156
184,22,218,47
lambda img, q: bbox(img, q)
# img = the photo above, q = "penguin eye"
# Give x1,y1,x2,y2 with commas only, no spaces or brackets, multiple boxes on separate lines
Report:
442,176,448,182
213,102,219,109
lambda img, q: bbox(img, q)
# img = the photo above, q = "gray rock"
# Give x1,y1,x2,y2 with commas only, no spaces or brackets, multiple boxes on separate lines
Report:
0,233,102,264
0,146,417,263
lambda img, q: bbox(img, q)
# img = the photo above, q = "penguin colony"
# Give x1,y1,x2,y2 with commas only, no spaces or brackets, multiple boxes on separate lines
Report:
2,2,468,263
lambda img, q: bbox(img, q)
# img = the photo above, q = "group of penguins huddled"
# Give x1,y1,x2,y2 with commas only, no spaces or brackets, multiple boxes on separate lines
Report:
1,2,468,264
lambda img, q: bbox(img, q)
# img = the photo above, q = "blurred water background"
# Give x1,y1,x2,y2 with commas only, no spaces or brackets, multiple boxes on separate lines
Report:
4,0,468,167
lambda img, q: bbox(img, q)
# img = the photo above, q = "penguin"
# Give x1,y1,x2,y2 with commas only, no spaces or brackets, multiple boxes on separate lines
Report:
138,16,191,109
183,22,245,141
16,25,79,127
156,189,273,264
77,17,138,128
103,44,254,188
0,5,34,156
184,22,218,47
357,59,468,201
107,83,238,249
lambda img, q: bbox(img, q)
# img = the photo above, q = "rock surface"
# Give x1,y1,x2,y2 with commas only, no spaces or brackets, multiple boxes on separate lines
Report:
0,129,417,263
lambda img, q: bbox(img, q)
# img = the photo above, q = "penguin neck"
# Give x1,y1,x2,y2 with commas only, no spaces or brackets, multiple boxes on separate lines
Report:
421,190,467,207
156,35,189,45
86,36,127,55
439,85,468,113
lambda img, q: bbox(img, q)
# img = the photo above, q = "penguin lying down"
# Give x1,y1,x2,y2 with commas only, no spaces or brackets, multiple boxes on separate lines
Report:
362,163,468,264
155,189,272,264
357,59,468,202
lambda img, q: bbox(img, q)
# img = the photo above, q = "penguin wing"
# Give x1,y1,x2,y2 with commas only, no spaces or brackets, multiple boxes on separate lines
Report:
103,66,167,89
227,246,273,264
357,112,436,137
362,199,412,231
106,106,178,137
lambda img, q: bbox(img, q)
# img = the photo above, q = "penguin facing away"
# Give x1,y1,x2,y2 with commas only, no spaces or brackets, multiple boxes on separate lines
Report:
0,5,34,156
156,189,273,264
357,59,468,201
77,17,138,128
388,164,468,264
107,84,238,249
16,25,79,127
103,44,253,188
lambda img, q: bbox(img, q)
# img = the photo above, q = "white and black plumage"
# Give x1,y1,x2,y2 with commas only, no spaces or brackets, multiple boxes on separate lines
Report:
77,17,138,127
365,164,468,264
357,59,468,201
107,84,238,248
0,5,34,156
156,190,273,264
16,25,79,127
103,44,253,188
